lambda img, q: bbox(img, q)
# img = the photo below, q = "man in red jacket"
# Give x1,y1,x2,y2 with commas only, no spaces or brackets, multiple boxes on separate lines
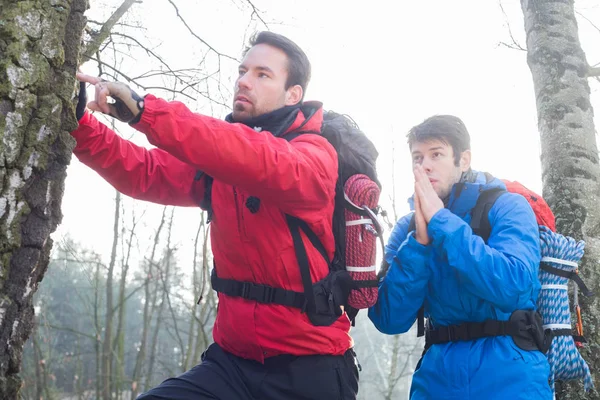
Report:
72,31,359,399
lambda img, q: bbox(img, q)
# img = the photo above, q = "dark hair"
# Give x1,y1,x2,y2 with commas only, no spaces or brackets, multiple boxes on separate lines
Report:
406,115,471,166
244,31,311,98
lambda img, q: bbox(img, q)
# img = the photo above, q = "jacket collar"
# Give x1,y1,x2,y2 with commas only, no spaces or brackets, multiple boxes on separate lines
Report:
446,170,506,218
225,101,323,138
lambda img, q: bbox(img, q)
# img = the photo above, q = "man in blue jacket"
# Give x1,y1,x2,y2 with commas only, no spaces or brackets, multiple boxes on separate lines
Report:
369,115,552,399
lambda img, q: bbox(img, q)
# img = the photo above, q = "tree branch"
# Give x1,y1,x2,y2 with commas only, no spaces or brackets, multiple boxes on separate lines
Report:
83,0,139,61
88,56,230,107
588,67,600,77
498,1,526,51
166,0,238,63
576,10,600,37
243,0,268,27
48,324,97,341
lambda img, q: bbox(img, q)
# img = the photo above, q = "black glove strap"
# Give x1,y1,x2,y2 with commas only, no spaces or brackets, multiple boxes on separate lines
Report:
76,82,87,121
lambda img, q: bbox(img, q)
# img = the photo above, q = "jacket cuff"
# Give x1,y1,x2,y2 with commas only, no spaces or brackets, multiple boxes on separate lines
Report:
131,94,158,132
70,110,96,141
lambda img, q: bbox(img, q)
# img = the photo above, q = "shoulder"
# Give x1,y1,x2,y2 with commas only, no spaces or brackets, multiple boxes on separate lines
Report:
489,191,537,226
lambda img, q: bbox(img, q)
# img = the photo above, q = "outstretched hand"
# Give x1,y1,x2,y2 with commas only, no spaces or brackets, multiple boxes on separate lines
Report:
76,73,145,124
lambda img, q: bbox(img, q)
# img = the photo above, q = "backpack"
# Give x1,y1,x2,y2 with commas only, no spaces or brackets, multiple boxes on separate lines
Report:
202,109,386,327
415,177,594,391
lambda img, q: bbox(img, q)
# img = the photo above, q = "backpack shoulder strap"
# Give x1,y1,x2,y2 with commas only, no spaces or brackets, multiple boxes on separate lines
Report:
408,213,416,233
470,188,507,242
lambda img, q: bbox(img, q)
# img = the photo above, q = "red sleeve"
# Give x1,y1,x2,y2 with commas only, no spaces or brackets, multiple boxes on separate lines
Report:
133,95,338,213
71,111,201,207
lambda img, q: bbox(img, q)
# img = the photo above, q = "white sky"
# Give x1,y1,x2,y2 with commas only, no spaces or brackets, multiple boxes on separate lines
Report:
54,0,600,272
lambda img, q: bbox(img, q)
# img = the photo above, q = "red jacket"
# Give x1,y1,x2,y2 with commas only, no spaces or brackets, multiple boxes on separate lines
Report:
71,95,352,362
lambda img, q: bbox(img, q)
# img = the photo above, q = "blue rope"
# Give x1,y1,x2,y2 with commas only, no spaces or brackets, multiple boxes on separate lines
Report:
538,225,593,391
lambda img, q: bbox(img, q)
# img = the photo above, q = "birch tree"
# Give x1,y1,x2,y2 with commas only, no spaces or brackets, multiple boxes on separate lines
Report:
521,0,600,397
0,1,87,397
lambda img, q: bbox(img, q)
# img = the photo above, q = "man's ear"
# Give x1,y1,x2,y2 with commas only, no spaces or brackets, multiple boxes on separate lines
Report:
285,84,303,106
460,150,471,172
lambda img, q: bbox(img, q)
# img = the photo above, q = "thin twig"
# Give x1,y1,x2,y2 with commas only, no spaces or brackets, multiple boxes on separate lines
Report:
166,0,238,63
243,0,268,27
498,0,526,51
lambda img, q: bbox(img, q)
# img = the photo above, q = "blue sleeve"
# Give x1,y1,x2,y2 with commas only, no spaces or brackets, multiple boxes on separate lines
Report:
369,214,431,334
427,193,541,312
383,212,413,264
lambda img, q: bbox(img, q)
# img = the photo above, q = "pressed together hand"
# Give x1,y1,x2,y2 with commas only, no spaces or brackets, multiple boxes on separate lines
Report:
76,72,145,124
413,164,443,245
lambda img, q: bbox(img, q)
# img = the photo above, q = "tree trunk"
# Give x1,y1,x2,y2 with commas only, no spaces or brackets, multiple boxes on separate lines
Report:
384,335,401,400
521,0,600,397
102,190,120,400
113,205,137,398
0,0,86,397
31,332,43,400
182,216,204,372
94,258,103,400
130,207,167,399
145,209,175,390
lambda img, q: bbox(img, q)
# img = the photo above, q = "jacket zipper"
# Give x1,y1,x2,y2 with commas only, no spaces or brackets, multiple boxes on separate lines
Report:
233,187,244,238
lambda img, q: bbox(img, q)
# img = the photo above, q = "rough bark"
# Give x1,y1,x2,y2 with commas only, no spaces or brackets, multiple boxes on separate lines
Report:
0,0,86,397
521,0,600,397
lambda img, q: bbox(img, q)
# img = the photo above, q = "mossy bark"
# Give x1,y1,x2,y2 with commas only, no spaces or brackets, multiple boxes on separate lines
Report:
0,0,87,397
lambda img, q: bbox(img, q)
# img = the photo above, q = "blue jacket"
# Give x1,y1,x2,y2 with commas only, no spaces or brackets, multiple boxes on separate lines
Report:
368,171,552,399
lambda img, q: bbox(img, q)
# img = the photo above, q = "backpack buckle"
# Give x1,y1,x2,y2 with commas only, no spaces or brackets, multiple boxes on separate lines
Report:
240,282,252,299
362,206,383,236
260,286,275,303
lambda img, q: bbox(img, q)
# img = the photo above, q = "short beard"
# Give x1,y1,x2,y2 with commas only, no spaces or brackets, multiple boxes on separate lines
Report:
232,105,252,122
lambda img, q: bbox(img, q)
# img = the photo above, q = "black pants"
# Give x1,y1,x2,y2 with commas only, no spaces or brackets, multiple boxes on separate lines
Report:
137,343,360,400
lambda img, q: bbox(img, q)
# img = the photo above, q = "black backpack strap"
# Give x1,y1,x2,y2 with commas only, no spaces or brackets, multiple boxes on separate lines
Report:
285,215,320,313
408,214,416,233
210,212,335,315
426,310,551,353
292,216,330,264
211,268,306,308
539,262,594,297
417,305,425,337
470,188,507,242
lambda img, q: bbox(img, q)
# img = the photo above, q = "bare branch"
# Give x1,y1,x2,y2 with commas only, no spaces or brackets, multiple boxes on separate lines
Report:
89,56,230,107
588,67,600,78
110,31,196,85
576,10,600,37
498,1,526,51
243,0,268,27
48,325,97,341
83,0,139,60
498,41,526,51
166,0,238,63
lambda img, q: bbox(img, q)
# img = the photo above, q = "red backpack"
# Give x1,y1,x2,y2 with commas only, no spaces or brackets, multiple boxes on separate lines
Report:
466,179,594,390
